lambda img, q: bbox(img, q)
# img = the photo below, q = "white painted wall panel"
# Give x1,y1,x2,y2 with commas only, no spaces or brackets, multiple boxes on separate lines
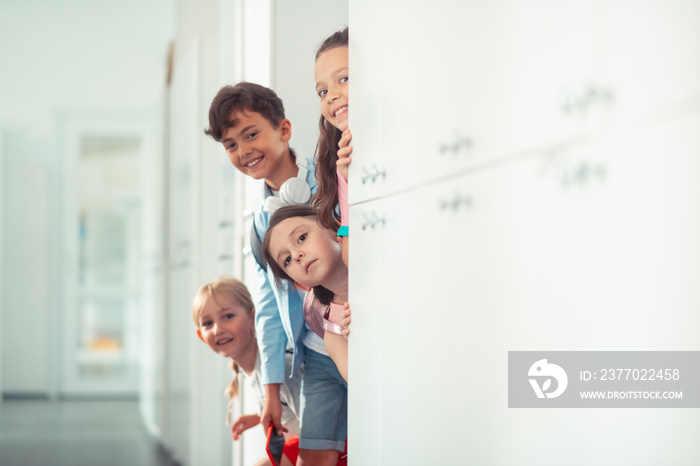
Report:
0,130,51,393
348,0,700,464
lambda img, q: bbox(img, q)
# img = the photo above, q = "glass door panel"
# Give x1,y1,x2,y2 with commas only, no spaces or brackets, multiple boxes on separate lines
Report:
62,132,142,395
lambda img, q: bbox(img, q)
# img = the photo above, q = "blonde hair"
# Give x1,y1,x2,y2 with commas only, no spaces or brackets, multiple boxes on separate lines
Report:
192,276,255,424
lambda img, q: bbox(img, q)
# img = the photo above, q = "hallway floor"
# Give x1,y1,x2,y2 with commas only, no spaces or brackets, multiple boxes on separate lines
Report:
0,398,179,466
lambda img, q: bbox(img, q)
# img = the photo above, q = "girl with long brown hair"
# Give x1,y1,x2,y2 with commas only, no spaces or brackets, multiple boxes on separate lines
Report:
312,27,351,266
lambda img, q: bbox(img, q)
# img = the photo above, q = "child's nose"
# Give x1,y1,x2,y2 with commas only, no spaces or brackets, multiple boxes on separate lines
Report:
326,88,340,102
237,141,252,158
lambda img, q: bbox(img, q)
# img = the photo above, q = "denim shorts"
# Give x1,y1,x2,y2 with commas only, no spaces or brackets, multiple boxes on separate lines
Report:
299,347,348,451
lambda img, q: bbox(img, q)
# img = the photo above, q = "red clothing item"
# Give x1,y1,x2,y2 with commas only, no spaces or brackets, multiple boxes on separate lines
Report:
282,437,348,465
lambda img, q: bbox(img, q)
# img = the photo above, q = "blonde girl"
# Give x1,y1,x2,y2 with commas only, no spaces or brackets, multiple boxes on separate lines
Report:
192,276,303,466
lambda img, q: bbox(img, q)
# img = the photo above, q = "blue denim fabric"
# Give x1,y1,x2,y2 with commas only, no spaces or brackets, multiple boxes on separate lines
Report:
299,347,348,451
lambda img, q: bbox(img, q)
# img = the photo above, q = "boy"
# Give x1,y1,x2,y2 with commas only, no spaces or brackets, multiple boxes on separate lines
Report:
205,82,347,466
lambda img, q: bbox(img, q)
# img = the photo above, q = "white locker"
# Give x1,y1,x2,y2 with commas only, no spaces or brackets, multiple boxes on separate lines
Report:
598,0,700,121
348,0,700,463
349,0,599,203
349,111,700,463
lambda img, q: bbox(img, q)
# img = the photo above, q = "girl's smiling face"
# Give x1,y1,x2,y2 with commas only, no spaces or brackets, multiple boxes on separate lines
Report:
196,297,256,361
268,216,344,288
314,45,349,132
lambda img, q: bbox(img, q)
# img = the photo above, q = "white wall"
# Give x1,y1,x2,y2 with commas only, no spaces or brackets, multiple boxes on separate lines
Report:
347,1,700,464
162,2,238,465
0,129,51,393
0,0,174,135
272,1,348,162
0,0,174,394
0,129,5,400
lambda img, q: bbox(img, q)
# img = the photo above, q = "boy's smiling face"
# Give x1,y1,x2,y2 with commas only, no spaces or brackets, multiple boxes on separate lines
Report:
221,110,295,190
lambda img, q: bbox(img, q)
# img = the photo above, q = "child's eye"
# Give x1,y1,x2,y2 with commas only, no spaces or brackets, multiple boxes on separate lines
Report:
339,76,348,84
318,89,327,98
247,131,258,139
283,255,292,266
298,233,306,243
201,320,213,328
226,142,237,151
224,313,235,320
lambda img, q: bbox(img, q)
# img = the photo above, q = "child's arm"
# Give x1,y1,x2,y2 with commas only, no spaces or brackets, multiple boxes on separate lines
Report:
231,413,261,441
261,383,287,436
254,263,289,436
324,302,351,382
336,129,353,180
324,332,348,382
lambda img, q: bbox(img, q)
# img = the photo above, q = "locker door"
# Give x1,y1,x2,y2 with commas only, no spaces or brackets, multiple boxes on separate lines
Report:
349,0,598,203
349,109,700,464
598,0,700,123
349,170,505,464
467,111,700,465
347,202,386,463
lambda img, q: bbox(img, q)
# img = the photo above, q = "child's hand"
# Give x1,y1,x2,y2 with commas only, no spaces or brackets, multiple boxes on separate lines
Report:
230,413,260,441
341,302,351,339
261,387,288,437
336,129,353,180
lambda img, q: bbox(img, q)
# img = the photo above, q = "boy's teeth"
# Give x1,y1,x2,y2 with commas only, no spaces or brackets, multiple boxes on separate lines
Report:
334,107,347,117
246,158,262,167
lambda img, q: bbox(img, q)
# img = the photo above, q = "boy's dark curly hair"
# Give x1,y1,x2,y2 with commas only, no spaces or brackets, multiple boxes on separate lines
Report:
204,82,285,142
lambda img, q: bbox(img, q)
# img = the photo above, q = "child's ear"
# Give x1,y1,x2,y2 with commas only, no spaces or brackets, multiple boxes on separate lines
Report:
279,118,292,142
335,234,343,244
196,329,205,343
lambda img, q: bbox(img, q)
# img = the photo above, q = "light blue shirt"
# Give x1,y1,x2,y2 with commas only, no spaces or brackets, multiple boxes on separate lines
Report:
253,156,320,385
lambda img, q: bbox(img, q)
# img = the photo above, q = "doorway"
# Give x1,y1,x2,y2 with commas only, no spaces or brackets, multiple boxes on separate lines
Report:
59,114,147,396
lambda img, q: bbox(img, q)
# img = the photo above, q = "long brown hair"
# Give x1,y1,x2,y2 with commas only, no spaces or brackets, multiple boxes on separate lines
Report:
312,27,348,231
192,276,255,424
262,205,336,305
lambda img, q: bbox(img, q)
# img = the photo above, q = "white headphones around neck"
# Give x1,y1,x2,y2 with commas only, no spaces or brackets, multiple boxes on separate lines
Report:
263,153,312,214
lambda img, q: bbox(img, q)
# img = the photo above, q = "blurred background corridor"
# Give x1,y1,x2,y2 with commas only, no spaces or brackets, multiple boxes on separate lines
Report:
1,1,348,464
